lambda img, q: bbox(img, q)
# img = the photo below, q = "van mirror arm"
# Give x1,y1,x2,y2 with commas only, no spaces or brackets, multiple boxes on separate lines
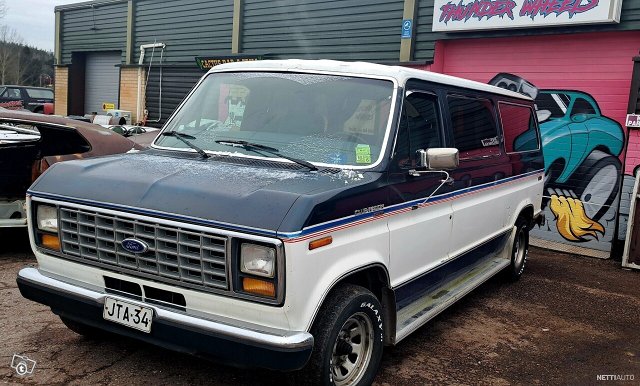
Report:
408,169,453,185
406,170,454,205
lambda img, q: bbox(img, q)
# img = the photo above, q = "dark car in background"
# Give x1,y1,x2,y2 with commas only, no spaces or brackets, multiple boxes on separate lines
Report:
0,85,54,114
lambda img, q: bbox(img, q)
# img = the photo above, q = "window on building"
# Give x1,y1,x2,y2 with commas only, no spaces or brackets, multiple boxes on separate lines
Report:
499,103,539,153
448,96,499,158
395,92,443,168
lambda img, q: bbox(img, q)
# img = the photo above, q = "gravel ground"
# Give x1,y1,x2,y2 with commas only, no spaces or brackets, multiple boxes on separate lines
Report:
1,227,638,385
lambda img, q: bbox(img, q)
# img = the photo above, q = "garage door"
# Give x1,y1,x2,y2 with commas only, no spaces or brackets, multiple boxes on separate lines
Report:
436,32,638,128
84,52,121,114
145,67,205,128
431,31,640,255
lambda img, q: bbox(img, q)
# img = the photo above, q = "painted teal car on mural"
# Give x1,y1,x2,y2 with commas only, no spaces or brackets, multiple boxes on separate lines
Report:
533,90,624,220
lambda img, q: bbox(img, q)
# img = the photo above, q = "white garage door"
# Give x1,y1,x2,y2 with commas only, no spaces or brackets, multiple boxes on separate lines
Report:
84,52,120,114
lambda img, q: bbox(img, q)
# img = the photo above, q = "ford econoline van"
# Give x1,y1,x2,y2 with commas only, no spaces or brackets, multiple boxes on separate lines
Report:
18,60,544,385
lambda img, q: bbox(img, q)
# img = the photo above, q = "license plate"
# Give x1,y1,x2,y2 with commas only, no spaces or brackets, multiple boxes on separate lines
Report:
103,297,153,333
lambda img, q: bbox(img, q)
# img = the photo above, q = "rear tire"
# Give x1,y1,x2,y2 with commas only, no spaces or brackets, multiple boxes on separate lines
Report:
59,316,110,340
507,218,529,281
297,284,384,386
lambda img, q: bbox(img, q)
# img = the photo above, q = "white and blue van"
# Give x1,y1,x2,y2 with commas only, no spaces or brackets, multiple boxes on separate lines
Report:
18,60,544,385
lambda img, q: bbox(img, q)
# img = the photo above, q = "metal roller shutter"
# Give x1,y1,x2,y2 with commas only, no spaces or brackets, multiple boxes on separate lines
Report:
84,52,121,114
144,67,205,128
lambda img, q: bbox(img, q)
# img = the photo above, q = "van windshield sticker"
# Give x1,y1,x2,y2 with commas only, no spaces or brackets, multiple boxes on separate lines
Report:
355,144,372,164
481,137,499,147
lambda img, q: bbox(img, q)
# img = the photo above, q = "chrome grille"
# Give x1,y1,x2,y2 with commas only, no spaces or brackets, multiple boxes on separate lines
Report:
59,207,228,290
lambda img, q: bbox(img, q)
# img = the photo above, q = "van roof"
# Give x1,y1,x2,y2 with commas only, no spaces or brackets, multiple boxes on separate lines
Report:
211,59,532,101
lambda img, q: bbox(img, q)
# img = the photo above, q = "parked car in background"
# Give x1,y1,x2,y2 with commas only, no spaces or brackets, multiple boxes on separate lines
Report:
0,85,54,114
0,109,143,228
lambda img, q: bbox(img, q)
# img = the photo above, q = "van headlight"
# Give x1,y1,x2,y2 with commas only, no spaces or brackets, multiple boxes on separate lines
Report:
240,243,276,278
36,205,58,233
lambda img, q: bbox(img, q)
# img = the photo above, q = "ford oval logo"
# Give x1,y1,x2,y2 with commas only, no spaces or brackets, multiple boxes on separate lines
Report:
121,238,149,254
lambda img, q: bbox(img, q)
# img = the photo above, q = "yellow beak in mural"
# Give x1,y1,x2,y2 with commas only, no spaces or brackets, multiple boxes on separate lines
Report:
550,194,605,242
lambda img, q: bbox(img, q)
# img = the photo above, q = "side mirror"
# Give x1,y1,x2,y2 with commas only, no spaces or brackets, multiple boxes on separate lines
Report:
416,148,459,170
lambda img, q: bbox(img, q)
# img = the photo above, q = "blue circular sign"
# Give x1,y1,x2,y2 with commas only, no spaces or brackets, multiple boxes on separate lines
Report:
121,238,149,254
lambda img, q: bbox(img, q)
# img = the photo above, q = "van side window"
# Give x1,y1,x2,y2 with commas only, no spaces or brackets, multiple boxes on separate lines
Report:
448,96,499,158
499,103,539,153
395,92,443,168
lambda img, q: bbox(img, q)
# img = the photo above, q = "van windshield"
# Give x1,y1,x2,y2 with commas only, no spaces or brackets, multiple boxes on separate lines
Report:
155,72,395,168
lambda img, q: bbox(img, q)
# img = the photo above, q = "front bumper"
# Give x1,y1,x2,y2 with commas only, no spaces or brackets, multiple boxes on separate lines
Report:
17,268,313,371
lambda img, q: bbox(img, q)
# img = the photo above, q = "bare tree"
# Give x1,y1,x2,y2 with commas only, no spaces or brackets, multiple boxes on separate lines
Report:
0,25,21,84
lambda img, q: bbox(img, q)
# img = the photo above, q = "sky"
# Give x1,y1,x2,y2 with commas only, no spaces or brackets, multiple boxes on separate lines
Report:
3,0,86,51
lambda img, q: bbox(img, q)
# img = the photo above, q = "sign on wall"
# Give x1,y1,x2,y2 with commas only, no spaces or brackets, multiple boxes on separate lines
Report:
432,0,623,32
627,114,640,128
195,55,264,70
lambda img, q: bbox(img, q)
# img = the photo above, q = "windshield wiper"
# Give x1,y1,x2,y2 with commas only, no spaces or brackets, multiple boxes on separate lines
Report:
161,131,209,159
215,139,318,171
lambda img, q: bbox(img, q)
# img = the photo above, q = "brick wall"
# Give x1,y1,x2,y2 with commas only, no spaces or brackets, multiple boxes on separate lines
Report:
119,67,145,124
54,67,68,116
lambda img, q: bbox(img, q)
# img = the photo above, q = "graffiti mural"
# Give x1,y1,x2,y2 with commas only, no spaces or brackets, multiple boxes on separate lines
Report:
490,74,625,252
535,90,624,245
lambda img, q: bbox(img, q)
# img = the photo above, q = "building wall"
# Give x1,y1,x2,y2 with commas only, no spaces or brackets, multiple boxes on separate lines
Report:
59,1,128,65
414,0,640,61
133,0,234,65
242,0,404,61
54,66,68,116
618,59,640,246
144,66,204,127
119,67,145,123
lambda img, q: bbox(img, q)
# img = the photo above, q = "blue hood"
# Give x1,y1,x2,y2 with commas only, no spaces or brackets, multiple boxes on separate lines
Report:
29,151,380,235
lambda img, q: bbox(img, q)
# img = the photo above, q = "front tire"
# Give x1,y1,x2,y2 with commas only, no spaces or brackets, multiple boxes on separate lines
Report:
298,284,384,386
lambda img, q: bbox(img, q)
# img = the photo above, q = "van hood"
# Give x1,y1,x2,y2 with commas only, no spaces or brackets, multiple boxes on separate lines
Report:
29,151,384,236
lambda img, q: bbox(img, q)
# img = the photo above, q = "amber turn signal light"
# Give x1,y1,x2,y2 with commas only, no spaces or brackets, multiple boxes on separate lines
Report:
41,234,61,251
309,236,332,250
242,277,276,297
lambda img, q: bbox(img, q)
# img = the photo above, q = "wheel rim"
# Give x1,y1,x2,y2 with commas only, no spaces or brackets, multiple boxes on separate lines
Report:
514,229,526,268
580,164,618,218
330,312,374,386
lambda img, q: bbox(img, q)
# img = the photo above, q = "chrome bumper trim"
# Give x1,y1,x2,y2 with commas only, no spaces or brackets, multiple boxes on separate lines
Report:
18,267,313,351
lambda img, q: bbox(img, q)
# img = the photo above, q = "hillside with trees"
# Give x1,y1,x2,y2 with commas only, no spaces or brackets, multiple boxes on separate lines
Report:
0,0,54,87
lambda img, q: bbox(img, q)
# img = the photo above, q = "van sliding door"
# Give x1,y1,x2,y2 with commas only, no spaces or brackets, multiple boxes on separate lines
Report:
446,95,511,258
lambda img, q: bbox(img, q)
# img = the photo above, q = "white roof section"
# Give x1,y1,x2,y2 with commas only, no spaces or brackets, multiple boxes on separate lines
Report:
210,59,532,101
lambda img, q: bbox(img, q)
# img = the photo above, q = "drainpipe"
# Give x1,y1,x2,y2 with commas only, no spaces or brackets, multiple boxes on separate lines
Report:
137,42,165,123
